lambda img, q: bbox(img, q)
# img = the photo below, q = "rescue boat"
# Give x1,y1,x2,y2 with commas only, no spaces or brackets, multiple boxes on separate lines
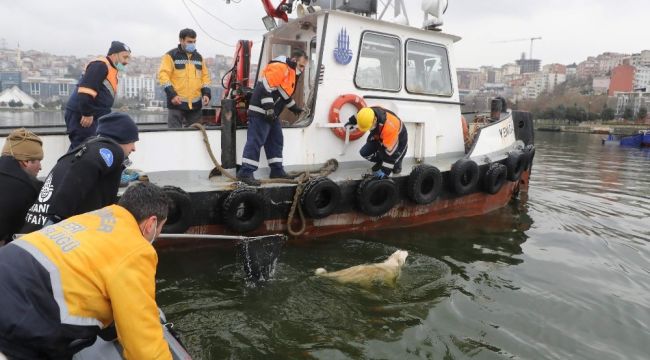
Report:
2,0,536,245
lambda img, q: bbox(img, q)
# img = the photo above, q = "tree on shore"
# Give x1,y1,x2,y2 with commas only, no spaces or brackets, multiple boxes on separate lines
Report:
601,107,615,121
623,107,634,121
638,107,648,120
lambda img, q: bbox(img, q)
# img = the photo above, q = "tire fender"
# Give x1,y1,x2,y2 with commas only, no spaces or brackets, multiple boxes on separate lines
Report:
356,177,398,216
407,164,442,204
222,187,266,233
161,186,193,234
301,177,341,219
483,163,507,195
449,159,479,195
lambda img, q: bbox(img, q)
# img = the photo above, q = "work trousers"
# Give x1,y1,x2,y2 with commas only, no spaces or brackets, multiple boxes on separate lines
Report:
360,140,407,175
167,109,202,128
238,113,284,176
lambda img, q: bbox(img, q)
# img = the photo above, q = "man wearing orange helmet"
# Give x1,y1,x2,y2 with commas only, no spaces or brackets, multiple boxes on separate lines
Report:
345,107,408,179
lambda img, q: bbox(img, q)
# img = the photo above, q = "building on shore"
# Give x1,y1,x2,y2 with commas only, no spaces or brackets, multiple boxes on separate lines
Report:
0,85,39,108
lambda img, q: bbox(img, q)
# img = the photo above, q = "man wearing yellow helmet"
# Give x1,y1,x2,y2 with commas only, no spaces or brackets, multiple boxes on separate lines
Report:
345,106,408,179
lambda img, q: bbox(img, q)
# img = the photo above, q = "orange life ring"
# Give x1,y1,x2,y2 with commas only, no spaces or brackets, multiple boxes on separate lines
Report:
328,94,367,141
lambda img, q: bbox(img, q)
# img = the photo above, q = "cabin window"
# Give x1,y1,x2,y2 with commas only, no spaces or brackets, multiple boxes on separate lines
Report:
271,44,292,59
355,32,401,91
405,40,452,96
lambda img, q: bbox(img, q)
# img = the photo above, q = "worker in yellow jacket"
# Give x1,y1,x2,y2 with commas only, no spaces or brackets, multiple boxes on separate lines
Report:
0,183,172,359
158,28,211,128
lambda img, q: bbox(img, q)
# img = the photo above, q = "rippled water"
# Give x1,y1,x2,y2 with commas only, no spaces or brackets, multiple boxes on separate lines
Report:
156,132,650,360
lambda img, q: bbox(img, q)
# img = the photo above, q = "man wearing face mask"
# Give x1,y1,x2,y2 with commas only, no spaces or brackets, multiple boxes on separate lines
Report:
0,182,173,359
64,41,131,150
20,112,139,234
236,49,308,185
158,28,211,128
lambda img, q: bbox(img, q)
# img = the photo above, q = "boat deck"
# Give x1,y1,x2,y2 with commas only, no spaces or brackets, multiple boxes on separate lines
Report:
129,154,468,194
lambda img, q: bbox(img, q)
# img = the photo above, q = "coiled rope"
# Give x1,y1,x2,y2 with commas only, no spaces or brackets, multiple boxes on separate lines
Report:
190,123,338,236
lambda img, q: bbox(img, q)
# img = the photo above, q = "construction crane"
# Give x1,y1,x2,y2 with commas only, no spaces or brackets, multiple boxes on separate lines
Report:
492,36,542,60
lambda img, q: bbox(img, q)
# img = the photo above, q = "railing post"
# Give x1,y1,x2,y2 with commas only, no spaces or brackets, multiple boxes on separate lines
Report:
220,99,237,169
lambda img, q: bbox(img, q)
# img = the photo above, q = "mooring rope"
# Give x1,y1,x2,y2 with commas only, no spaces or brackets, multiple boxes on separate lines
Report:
191,123,339,236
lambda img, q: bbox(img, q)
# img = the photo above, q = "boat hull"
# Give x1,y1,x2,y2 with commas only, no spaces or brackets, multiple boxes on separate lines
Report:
155,168,531,248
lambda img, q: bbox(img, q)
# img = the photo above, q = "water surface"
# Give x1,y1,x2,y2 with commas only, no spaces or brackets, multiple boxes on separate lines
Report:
156,132,650,359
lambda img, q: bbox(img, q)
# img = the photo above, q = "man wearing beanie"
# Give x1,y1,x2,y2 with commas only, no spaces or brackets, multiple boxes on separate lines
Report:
0,128,44,244
158,28,211,128
21,112,138,233
64,41,131,150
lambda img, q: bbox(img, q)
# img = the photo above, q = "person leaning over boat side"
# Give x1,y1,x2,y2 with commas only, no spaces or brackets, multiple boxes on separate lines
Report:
158,28,212,128
20,112,139,234
0,129,44,245
64,41,131,150
345,107,408,179
236,49,308,186
0,182,173,360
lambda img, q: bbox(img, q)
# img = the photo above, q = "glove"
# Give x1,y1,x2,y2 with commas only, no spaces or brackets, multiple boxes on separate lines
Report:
264,110,276,122
372,169,387,180
344,115,357,131
288,104,303,115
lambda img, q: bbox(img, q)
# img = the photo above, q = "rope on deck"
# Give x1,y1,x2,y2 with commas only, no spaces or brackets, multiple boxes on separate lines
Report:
191,123,339,236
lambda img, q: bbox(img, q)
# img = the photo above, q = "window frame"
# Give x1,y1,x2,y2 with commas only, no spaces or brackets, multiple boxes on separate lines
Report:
404,39,454,97
58,83,68,96
353,30,402,93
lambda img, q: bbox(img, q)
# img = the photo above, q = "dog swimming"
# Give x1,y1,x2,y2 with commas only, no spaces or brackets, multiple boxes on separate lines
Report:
314,250,408,287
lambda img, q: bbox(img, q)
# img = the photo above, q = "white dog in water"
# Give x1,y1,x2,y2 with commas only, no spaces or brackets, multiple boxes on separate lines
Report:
315,250,408,287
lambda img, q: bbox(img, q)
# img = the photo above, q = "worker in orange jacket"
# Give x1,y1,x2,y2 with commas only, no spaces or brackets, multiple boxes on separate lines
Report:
236,49,308,186
346,107,408,179
0,183,172,359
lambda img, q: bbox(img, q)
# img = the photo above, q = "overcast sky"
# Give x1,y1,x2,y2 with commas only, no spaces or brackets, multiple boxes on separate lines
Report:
1,0,647,68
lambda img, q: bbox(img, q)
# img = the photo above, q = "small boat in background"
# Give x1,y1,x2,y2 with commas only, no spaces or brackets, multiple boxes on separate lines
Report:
619,130,650,147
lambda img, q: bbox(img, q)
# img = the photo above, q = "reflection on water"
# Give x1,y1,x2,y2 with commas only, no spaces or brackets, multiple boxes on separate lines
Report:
0,110,165,127
156,132,650,359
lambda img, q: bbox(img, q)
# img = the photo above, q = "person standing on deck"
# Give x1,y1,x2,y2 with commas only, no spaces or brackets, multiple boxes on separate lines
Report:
236,49,308,186
345,106,408,179
0,129,44,245
0,183,173,359
20,112,139,233
158,28,212,128
65,41,131,150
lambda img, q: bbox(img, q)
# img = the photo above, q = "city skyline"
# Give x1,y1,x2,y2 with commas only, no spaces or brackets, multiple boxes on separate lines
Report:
1,0,648,68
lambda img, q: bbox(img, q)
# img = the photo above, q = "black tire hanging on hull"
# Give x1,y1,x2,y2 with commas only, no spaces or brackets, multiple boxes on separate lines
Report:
449,159,480,195
161,186,193,234
505,150,527,181
356,177,398,217
407,164,443,204
483,163,508,194
222,187,266,233
301,177,341,219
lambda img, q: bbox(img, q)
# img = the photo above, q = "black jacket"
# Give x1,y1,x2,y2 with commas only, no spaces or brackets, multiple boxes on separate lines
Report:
21,137,125,233
0,156,42,242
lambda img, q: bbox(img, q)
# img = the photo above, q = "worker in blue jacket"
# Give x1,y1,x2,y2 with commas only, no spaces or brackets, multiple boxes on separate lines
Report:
64,41,131,150
21,112,138,234
236,49,308,186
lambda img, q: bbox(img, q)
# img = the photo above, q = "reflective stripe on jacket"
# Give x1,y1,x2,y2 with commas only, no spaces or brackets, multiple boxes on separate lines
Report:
369,107,407,156
65,57,117,115
0,205,172,359
158,46,211,110
248,58,298,117
78,57,118,99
